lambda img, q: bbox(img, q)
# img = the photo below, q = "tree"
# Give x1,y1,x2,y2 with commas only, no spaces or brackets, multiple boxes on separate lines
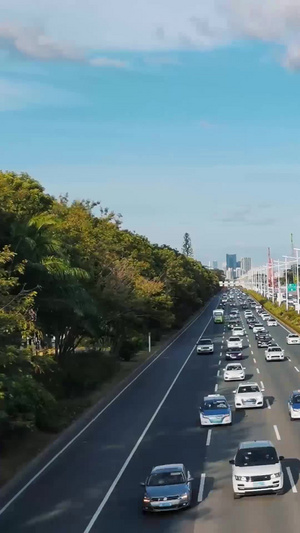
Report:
182,233,193,257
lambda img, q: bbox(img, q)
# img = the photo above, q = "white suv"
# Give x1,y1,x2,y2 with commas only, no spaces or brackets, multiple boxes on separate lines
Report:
229,440,284,498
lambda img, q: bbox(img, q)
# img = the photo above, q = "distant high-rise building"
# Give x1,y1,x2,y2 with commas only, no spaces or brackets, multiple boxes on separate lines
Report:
236,267,241,278
212,260,218,269
241,257,252,274
226,254,237,270
236,261,241,268
226,268,234,280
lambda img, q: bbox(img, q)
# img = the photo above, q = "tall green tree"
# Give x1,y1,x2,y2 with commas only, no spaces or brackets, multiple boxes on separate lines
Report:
182,232,193,257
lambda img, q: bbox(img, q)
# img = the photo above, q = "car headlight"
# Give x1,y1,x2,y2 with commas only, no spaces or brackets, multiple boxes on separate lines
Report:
143,494,151,503
270,472,281,479
180,492,189,500
235,476,249,481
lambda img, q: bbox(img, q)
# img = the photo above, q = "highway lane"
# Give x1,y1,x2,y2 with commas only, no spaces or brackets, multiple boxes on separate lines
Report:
84,314,225,533
0,296,219,533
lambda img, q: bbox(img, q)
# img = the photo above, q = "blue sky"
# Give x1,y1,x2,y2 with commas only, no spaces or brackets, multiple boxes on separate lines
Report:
1,1,300,267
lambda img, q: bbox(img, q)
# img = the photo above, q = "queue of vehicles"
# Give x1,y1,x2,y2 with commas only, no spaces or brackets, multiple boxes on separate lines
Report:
142,288,300,510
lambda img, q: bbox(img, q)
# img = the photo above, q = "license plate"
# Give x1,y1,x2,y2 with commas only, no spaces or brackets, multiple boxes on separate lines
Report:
159,502,172,507
253,481,265,487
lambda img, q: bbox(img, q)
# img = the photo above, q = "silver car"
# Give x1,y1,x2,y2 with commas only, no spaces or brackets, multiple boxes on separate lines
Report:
141,463,193,512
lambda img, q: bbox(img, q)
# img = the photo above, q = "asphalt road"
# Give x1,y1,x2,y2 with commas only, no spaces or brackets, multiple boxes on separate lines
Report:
1,292,300,533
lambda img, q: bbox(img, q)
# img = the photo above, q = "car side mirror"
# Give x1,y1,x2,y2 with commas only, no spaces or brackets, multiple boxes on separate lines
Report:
279,456,284,461
140,482,145,486
229,459,234,465
233,390,236,394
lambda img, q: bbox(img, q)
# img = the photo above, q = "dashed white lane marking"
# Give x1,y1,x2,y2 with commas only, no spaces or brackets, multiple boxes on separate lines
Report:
214,383,218,392
273,424,281,441
266,399,271,410
251,350,254,355
217,370,220,377
253,357,256,363
286,467,298,493
260,381,265,390
220,351,222,357
295,366,300,373
249,343,252,348
206,429,212,446
256,368,260,374
288,357,291,362
198,473,206,502
218,360,221,366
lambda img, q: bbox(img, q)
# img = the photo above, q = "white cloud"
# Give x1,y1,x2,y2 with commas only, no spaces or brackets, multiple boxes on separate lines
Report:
1,1,300,68
89,57,128,68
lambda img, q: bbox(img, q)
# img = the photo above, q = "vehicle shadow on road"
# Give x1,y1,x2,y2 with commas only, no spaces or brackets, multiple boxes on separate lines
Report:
244,373,253,380
264,395,275,407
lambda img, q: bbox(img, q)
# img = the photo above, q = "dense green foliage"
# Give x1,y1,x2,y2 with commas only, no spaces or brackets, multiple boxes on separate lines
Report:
245,289,300,334
0,171,219,435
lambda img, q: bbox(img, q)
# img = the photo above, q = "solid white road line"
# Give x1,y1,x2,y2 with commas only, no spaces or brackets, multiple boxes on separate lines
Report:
273,425,281,441
260,381,265,390
198,473,206,502
253,358,256,363
214,384,218,392
266,399,271,410
295,366,300,373
286,467,298,493
0,306,215,520
206,429,212,446
256,368,260,374
82,315,214,533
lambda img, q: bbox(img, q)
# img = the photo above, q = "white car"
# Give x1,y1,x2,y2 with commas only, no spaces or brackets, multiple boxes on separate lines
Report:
244,311,252,318
265,345,285,361
252,325,265,334
227,336,243,349
286,333,300,345
196,338,214,354
232,327,245,337
229,440,284,498
261,314,270,321
223,363,245,381
267,318,278,327
234,382,264,409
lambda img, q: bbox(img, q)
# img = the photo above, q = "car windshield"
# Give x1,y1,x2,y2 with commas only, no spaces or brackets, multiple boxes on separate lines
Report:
148,471,185,486
227,365,242,371
235,447,278,467
229,337,240,341
238,385,259,393
293,394,300,403
290,335,298,338
199,339,212,345
203,399,228,410
269,347,281,352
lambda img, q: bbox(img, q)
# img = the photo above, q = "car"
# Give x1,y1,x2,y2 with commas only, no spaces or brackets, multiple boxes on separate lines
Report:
223,363,246,381
288,390,300,420
261,314,270,321
227,336,243,349
227,319,241,330
234,382,264,409
265,345,285,361
232,327,245,337
199,394,232,426
225,346,243,360
244,311,252,318
267,318,278,327
196,338,214,354
230,312,239,319
257,334,272,348
229,440,284,498
253,325,266,334
248,321,259,330
286,333,300,345
255,305,262,311
141,463,193,512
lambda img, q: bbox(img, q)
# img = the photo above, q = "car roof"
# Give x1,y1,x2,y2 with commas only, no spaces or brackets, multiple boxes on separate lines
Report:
239,440,274,449
204,394,226,401
151,464,184,473
237,381,259,387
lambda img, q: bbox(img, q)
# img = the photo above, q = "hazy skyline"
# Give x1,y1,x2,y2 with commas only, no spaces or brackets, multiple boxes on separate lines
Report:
1,1,300,266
